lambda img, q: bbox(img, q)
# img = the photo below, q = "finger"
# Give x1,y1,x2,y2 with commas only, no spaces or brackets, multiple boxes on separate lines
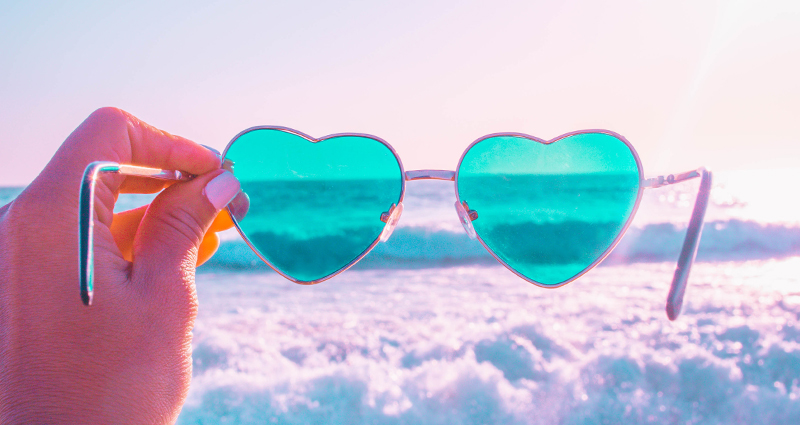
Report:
64,107,220,175
111,205,148,262
50,107,220,185
112,206,231,262
131,170,240,301
208,209,235,233
34,107,221,220
197,231,220,266
118,177,171,194
121,109,221,175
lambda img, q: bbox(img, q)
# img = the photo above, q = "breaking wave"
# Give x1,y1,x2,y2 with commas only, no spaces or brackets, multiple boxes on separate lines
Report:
201,219,800,272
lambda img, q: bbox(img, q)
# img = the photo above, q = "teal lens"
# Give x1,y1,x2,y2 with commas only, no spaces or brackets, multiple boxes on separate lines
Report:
456,133,641,286
224,128,403,282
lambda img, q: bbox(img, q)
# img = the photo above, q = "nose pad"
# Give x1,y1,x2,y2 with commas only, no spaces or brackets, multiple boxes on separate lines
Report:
379,202,404,242
228,190,250,222
455,201,478,240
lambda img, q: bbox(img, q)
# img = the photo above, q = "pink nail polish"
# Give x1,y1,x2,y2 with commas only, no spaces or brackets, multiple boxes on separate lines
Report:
203,171,240,210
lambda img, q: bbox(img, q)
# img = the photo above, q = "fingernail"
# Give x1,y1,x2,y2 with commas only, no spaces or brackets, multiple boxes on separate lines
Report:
203,171,241,210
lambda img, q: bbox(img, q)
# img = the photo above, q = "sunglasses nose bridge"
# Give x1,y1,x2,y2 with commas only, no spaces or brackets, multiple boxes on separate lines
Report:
404,170,455,181
379,202,404,242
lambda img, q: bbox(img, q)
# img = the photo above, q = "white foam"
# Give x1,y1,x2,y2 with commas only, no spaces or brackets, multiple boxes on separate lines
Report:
178,258,800,424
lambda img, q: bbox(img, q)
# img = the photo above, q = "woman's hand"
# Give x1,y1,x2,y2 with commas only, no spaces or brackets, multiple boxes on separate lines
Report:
0,107,240,424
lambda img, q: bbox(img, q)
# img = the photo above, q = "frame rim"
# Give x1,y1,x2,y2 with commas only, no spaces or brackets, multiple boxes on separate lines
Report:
221,125,407,285
453,129,646,289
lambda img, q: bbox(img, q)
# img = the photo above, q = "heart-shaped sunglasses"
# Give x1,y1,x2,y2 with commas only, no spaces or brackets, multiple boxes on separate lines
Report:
80,127,711,319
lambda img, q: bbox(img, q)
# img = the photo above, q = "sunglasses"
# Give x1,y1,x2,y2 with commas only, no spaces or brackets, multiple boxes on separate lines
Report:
79,127,712,319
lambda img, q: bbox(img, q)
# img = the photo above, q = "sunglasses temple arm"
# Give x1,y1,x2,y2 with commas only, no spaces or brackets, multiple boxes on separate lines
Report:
79,161,191,306
645,168,713,320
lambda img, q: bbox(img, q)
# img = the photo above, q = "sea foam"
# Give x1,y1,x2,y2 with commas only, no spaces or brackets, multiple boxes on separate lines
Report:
178,259,800,424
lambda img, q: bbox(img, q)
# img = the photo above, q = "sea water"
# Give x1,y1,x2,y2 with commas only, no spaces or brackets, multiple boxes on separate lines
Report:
1,169,798,424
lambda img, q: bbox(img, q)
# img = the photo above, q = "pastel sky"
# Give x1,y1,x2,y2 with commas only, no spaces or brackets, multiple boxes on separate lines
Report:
1,0,798,186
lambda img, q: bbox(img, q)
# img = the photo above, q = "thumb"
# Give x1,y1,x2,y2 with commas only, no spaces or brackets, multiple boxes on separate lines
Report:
132,170,240,301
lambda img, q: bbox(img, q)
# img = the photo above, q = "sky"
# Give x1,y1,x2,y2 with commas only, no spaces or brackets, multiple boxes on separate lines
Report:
1,0,798,186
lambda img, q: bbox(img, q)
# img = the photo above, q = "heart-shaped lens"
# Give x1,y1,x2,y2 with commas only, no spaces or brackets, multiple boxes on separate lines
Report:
456,132,642,286
224,128,404,283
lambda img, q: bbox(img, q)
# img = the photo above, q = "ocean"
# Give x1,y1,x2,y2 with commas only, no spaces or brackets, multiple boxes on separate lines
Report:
1,168,798,424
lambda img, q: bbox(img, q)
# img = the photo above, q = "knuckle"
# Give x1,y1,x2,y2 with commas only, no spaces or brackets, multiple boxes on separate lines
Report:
89,106,129,126
150,204,207,246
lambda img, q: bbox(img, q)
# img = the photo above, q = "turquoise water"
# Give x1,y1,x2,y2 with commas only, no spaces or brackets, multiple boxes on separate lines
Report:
225,128,404,282
230,174,640,286
458,173,639,285
236,179,402,282
457,133,640,285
